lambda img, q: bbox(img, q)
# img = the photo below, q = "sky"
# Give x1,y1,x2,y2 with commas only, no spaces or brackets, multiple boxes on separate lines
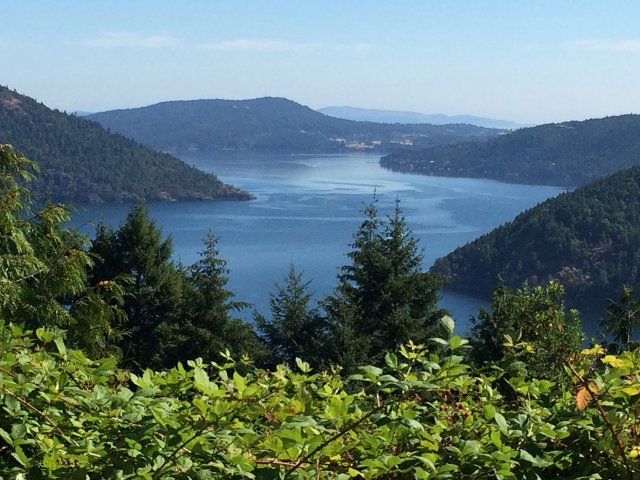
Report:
2,0,640,125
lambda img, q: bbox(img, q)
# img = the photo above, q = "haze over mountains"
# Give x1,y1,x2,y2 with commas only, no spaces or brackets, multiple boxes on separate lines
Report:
318,106,524,129
88,97,501,154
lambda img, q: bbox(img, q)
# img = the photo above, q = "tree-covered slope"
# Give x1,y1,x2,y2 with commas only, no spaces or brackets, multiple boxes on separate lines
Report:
382,114,640,187
432,165,640,310
88,97,500,153
0,85,252,203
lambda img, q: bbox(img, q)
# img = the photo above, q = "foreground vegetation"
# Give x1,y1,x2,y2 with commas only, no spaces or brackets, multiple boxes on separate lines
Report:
3,145,640,478
5,320,640,479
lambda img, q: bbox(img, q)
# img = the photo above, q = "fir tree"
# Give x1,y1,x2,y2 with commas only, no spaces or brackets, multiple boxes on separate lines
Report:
173,232,266,365
90,203,184,369
0,145,122,357
601,284,640,350
324,198,446,369
255,264,326,368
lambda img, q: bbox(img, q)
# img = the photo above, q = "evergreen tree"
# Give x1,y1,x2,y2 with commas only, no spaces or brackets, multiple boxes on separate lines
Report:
172,232,266,366
0,145,122,356
324,198,445,369
601,284,640,350
255,264,326,368
90,203,184,369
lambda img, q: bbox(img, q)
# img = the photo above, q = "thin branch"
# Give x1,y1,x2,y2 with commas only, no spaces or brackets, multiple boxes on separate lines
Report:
566,362,634,479
2,387,64,436
284,403,384,479
151,421,210,479
251,458,299,467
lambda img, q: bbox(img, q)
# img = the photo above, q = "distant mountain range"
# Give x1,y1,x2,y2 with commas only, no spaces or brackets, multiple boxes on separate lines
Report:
88,97,501,154
0,85,251,203
318,106,525,129
382,114,640,187
432,164,640,313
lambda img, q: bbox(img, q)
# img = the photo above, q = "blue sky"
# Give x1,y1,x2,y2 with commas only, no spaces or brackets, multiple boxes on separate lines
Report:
3,1,640,124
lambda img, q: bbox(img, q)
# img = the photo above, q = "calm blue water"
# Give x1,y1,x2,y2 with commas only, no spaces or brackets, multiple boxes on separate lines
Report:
70,153,564,333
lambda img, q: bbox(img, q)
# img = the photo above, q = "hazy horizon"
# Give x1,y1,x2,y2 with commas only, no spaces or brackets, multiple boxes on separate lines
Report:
3,1,640,125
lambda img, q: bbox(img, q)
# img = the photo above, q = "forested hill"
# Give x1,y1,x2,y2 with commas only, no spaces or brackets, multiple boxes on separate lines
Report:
88,97,500,154
381,114,640,187
432,165,640,311
0,85,252,203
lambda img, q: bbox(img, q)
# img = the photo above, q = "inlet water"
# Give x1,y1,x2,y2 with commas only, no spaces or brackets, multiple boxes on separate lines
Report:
70,153,564,333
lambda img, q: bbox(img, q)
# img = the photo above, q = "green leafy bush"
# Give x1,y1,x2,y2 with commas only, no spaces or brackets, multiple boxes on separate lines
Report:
2,320,640,479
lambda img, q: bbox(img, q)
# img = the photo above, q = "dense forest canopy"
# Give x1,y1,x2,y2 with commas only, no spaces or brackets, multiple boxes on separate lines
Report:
0,85,251,203
381,114,640,187
432,164,640,313
88,97,501,154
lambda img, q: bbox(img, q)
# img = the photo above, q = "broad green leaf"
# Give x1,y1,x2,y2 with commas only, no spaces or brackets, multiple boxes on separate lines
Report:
0,428,12,446
385,352,398,369
359,365,383,382
622,384,640,396
194,367,209,385
348,467,362,477
295,357,311,373
602,355,630,369
35,328,53,343
483,404,496,421
193,397,208,414
53,337,66,356
581,344,604,356
450,335,463,349
490,430,502,448
233,371,246,394
440,315,455,335
11,445,29,467
494,412,508,434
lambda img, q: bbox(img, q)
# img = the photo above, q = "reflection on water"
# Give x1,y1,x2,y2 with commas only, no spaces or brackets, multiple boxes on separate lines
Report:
70,153,564,333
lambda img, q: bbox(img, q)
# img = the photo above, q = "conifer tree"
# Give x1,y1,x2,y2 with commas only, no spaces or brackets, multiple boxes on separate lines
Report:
0,145,122,356
90,203,184,369
255,264,326,368
324,198,445,369
172,232,266,365
601,284,640,350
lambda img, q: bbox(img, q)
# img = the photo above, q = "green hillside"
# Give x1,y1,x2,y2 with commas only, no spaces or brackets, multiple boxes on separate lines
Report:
382,114,640,187
88,97,500,154
432,165,640,311
0,85,252,203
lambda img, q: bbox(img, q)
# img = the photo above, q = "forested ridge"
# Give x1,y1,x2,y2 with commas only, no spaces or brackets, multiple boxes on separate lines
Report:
381,114,640,187
432,164,640,312
4,145,640,478
88,97,500,154
0,85,252,203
